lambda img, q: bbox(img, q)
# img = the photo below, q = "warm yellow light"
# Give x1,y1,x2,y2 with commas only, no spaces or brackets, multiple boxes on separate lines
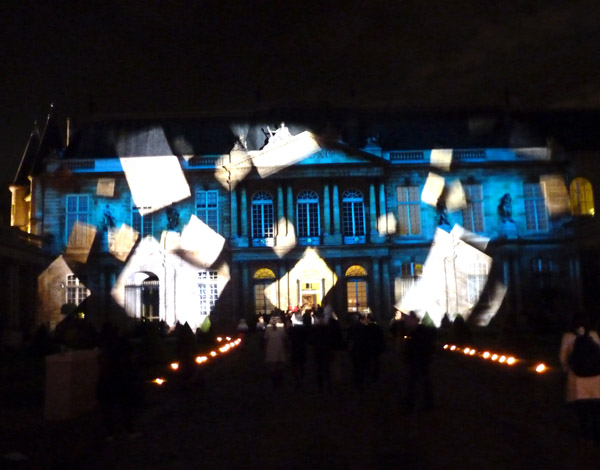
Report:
170,362,180,370
482,351,491,359
535,363,547,373
196,356,208,364
499,355,506,363
210,351,217,357
226,336,231,341
469,350,476,356
216,337,223,342
463,348,471,355
491,354,498,361
507,357,516,365
450,345,457,351
443,344,449,349
154,378,165,385
219,344,231,353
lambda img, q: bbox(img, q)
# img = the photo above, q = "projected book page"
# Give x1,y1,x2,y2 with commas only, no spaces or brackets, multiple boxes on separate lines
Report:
120,156,191,215
179,215,226,268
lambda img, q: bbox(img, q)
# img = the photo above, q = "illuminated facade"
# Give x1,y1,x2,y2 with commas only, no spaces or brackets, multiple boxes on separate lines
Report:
9,109,598,332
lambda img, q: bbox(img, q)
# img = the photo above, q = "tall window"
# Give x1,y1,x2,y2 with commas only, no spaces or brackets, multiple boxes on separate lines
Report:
346,265,368,313
251,191,275,243
342,189,365,243
530,257,555,290
253,268,276,315
198,270,218,316
297,190,320,241
66,195,89,244
461,184,484,232
132,205,153,238
66,274,89,306
524,183,549,232
570,177,595,216
397,186,421,235
196,190,219,232
399,261,423,301
467,261,488,305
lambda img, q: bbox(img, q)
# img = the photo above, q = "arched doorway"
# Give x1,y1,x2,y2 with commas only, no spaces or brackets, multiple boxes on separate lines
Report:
124,271,160,321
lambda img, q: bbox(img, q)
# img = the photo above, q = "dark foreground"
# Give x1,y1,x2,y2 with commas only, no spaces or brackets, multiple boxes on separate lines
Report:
2,333,600,470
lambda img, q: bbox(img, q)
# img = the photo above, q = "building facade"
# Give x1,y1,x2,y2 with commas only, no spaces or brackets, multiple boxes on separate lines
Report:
9,108,598,333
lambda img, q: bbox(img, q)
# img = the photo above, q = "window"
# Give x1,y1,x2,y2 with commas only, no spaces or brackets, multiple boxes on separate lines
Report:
345,265,368,313
196,190,219,232
253,268,276,315
397,186,421,235
399,261,423,301
66,195,89,243
570,177,595,216
251,191,275,244
198,270,218,316
297,190,320,242
461,184,484,232
342,189,366,243
524,183,549,231
530,257,555,289
65,274,89,306
467,261,488,305
132,205,153,238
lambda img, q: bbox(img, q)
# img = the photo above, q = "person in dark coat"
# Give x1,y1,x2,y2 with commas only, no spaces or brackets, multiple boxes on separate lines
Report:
347,314,369,390
403,311,437,413
288,312,309,388
96,324,140,440
311,311,332,391
364,313,386,384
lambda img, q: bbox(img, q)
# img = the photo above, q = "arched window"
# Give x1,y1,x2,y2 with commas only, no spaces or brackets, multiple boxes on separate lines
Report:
251,191,275,244
297,190,320,243
253,268,276,315
342,189,366,244
345,265,368,313
570,177,595,216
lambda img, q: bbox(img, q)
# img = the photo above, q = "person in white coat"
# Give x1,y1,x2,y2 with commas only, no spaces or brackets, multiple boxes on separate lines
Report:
559,313,600,444
264,315,287,388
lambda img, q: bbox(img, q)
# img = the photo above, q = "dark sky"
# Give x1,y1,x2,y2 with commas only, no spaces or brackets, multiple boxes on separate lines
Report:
1,0,600,216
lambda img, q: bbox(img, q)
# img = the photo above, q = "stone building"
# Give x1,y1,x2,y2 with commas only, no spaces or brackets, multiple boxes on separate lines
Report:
8,108,598,333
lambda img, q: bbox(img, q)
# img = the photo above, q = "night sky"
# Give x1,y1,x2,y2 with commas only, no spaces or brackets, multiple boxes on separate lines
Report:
2,0,599,217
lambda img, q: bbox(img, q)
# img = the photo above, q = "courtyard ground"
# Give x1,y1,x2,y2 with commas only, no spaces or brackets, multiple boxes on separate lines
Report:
2,329,600,470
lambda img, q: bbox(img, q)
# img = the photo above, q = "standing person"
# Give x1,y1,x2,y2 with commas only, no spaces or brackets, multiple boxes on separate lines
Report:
328,310,347,383
96,324,140,440
559,313,600,444
264,315,287,388
347,313,369,390
311,310,332,391
288,311,309,389
403,311,437,413
365,313,386,384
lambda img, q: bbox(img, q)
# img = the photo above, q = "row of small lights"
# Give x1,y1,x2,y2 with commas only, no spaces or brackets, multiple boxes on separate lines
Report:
152,336,242,386
443,344,548,373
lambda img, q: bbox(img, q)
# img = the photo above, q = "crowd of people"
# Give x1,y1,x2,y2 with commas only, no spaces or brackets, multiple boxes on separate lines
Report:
249,305,439,415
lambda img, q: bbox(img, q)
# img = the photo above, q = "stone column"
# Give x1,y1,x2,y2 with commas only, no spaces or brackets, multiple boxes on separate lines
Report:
325,184,342,244
278,263,287,311
335,262,344,318
241,263,250,318
378,183,387,236
371,258,381,319
323,183,331,236
287,186,294,237
238,186,249,247
230,186,238,240
382,259,391,321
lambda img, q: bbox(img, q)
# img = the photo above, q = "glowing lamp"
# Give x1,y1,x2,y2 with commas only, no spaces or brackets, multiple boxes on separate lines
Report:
210,351,217,357
491,354,498,361
154,378,165,385
499,356,506,363
217,337,223,342
482,352,491,359
507,357,516,365
464,348,471,355
535,363,547,373
443,344,449,349
170,362,180,371
469,350,476,356
196,356,208,364
450,345,457,351
226,336,231,341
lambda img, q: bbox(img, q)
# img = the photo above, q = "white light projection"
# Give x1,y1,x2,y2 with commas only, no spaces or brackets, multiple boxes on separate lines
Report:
109,224,139,262
396,225,493,326
541,174,570,217
421,172,446,207
445,179,467,212
65,221,97,264
96,178,115,197
178,214,226,268
251,129,321,178
430,148,453,171
120,155,191,216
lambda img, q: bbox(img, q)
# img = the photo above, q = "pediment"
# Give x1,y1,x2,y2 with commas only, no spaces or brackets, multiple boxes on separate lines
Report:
245,125,386,178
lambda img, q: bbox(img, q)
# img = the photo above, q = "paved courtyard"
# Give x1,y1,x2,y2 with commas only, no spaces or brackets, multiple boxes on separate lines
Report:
3,332,600,469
